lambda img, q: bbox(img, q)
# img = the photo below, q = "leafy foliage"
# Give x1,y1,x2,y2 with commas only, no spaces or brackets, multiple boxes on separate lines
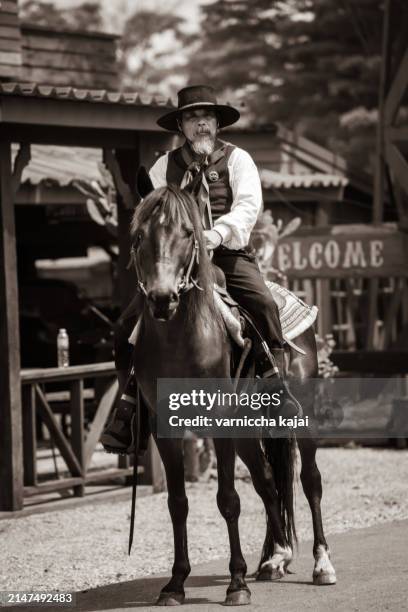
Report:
118,9,193,95
187,0,386,171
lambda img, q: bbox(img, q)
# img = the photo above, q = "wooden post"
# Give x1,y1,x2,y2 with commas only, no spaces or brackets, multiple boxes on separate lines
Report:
373,0,391,224
22,384,37,487
0,141,23,511
315,201,332,338
70,379,85,496
106,145,140,310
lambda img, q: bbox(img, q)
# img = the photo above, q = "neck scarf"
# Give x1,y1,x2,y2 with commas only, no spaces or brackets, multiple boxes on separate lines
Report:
179,140,226,230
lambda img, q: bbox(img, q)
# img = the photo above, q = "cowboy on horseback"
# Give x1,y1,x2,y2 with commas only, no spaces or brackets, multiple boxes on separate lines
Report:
102,84,301,454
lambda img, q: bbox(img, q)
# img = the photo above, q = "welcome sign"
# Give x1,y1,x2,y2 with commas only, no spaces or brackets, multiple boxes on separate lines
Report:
272,229,408,278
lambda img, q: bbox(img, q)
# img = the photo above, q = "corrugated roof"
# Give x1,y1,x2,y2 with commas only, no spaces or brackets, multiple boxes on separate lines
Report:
13,145,101,187
16,145,350,193
260,168,348,190
0,82,174,107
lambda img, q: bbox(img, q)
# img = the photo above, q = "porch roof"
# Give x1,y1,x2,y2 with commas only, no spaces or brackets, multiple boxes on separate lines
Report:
0,82,175,147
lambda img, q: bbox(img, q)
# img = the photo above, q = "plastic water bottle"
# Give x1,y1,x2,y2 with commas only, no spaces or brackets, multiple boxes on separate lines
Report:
57,328,70,368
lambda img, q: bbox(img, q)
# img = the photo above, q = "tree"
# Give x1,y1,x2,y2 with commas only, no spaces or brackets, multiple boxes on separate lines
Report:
118,9,193,96
187,0,387,172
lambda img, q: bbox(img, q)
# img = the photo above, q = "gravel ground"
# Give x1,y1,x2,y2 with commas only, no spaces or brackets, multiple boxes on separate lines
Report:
2,447,408,592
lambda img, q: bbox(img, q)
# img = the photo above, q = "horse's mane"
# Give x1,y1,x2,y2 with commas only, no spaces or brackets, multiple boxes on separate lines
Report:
131,185,224,330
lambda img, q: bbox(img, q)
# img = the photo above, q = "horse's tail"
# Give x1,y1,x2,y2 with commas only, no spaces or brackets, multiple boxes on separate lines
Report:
263,435,297,551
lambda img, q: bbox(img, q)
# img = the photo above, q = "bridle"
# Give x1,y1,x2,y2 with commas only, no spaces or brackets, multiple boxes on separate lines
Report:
129,232,203,297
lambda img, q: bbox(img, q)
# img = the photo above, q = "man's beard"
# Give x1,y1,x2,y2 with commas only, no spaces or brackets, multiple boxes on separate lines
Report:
190,133,216,156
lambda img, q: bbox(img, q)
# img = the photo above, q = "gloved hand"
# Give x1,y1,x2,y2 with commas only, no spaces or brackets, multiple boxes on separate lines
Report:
204,229,223,250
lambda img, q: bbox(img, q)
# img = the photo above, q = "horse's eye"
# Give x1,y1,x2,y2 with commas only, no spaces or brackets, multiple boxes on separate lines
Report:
135,231,143,245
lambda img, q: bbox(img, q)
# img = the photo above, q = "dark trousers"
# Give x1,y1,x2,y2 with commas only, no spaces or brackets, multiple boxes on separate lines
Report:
114,247,283,370
213,246,283,350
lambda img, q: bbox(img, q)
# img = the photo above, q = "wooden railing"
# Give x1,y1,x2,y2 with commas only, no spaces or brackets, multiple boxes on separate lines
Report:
21,362,136,499
285,276,408,351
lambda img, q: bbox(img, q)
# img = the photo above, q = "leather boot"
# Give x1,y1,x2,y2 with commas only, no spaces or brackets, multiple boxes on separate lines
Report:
258,348,303,419
101,369,137,454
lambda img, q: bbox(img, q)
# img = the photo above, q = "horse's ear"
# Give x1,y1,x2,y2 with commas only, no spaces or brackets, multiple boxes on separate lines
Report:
137,166,154,199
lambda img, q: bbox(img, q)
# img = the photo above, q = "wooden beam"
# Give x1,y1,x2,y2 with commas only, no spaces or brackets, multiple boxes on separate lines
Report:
22,67,118,90
11,143,31,197
21,361,116,384
70,380,85,496
0,38,22,52
385,46,408,126
84,379,118,470
373,0,391,224
103,149,135,210
22,33,117,57
365,278,380,349
386,126,408,143
22,385,37,487
386,143,408,199
0,140,23,511
23,467,138,497
0,25,21,39
0,96,171,134
381,278,404,349
0,124,139,149
114,146,141,309
0,13,19,27
0,1,19,14
35,385,83,478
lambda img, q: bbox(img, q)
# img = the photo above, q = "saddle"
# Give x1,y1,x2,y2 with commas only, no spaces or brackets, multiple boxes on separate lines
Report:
212,264,318,358
211,264,282,383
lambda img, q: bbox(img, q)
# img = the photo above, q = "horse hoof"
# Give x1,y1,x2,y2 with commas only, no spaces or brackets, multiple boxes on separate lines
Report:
313,545,336,585
156,591,185,606
224,589,251,606
256,565,286,581
313,570,337,586
256,566,273,581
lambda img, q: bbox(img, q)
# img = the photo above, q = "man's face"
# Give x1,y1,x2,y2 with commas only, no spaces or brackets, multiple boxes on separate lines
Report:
180,108,218,156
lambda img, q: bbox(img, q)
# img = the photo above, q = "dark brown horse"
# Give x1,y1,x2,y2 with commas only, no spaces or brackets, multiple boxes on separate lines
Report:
129,184,336,606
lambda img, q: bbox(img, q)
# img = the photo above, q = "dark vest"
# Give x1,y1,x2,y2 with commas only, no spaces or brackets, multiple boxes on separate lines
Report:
166,140,236,222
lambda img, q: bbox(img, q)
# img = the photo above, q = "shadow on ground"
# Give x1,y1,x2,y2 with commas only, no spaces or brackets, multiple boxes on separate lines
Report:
77,574,233,610
74,521,408,611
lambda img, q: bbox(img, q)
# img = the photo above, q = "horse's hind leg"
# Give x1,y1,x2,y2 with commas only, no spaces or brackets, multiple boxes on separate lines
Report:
213,438,251,606
298,436,336,585
153,435,191,605
287,327,336,585
236,438,293,581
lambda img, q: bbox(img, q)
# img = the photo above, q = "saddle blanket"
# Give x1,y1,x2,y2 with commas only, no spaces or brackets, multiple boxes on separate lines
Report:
128,282,318,347
266,280,318,341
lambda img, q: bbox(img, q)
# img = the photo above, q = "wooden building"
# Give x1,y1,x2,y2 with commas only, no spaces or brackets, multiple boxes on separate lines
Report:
0,0,118,88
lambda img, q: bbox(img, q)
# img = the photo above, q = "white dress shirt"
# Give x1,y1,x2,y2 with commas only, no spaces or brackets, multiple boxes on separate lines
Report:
149,144,263,250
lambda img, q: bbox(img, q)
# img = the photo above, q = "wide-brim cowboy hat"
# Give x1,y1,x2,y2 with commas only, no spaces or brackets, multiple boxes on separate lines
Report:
157,85,240,132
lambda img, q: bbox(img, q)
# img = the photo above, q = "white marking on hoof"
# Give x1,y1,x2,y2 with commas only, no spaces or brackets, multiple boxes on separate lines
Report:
258,544,292,581
313,545,337,586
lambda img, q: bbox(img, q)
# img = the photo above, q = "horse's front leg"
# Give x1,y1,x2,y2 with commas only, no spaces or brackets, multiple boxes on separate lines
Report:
154,435,191,605
298,436,336,585
213,438,251,606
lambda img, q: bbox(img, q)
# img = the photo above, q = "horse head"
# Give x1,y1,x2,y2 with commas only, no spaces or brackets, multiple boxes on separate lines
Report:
131,169,211,321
